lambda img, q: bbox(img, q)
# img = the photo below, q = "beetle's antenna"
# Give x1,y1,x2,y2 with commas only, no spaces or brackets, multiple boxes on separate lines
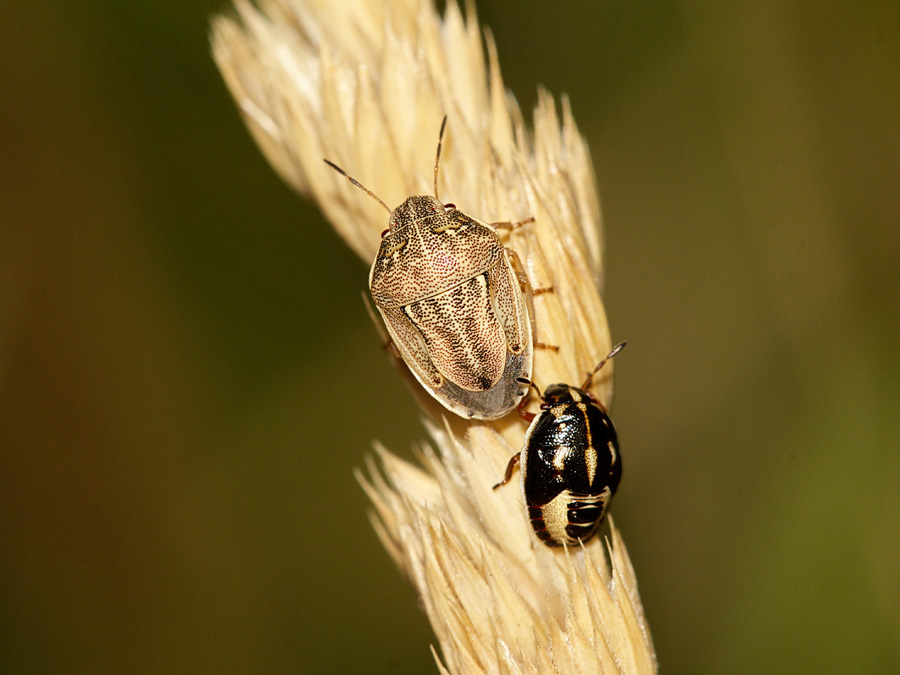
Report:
581,341,627,390
434,115,448,201
323,159,391,215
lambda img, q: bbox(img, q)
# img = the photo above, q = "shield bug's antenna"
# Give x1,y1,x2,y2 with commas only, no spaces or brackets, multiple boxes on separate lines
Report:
581,341,627,390
515,376,544,402
323,159,391,216
434,115,448,202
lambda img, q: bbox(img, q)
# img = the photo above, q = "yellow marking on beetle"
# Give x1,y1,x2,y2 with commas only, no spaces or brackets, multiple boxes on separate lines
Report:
585,443,598,484
578,398,598,484
553,446,567,471
541,493,571,543
550,404,568,420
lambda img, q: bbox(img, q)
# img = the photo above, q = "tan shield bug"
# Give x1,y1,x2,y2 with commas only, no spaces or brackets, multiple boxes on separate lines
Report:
324,118,534,420
494,343,626,547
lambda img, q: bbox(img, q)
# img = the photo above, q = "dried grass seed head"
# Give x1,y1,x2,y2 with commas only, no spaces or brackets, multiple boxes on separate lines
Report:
211,0,656,672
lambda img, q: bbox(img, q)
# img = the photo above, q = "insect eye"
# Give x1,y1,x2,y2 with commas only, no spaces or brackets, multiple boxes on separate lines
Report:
380,228,389,238
540,402,552,411
444,203,456,211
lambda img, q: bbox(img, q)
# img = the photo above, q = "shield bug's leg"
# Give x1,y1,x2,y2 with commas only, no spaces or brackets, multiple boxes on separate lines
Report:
506,248,560,353
502,231,555,305
491,218,552,296
528,283,556,338
510,262,559,354
492,453,521,490
491,256,529,355
495,219,559,347
506,248,532,302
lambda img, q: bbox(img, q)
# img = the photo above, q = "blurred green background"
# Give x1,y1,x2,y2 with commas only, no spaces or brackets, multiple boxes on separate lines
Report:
2,0,898,672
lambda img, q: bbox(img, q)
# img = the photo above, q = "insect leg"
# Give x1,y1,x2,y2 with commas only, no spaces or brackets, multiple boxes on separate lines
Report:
492,453,521,490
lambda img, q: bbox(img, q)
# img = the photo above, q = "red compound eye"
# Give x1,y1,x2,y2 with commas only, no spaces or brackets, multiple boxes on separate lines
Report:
444,203,456,211
380,228,389,238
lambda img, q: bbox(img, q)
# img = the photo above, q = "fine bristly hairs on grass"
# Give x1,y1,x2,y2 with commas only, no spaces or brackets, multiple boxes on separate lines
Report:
211,1,657,672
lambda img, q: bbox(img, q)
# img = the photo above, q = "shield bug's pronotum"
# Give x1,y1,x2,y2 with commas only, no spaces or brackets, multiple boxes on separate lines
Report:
324,117,535,420
494,342,626,547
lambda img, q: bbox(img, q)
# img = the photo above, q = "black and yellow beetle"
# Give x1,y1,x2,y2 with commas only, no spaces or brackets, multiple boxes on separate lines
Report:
494,343,625,547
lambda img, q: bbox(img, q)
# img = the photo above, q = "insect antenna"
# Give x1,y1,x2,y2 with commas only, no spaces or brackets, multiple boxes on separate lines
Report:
323,159,391,215
581,341,627,390
515,376,544,402
433,115,448,202
513,377,542,422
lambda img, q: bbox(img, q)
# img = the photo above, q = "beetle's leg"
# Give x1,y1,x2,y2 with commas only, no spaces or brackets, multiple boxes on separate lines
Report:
492,453,521,490
517,401,536,423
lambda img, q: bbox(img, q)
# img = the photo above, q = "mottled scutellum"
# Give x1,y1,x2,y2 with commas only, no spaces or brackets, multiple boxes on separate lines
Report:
211,0,656,672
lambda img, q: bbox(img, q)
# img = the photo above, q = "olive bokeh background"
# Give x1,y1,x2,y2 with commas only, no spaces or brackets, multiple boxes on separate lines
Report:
2,1,898,672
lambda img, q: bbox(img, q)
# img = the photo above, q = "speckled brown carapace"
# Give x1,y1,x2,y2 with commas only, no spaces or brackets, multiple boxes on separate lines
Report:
369,195,533,420
370,197,502,306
